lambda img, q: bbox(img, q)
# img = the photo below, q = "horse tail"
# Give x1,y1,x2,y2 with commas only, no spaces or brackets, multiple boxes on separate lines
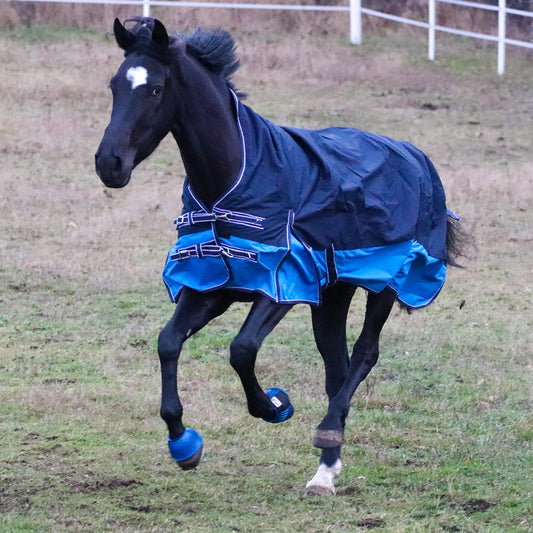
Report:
445,213,469,268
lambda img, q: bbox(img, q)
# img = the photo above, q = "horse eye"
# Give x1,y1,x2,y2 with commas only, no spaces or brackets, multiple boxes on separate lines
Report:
152,87,163,97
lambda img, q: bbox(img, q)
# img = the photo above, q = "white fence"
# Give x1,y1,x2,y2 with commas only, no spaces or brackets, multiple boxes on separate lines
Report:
355,0,533,74
10,0,533,74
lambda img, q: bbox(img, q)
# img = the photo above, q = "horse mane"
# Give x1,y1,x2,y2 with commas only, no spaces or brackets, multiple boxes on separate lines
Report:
124,18,243,96
182,28,243,96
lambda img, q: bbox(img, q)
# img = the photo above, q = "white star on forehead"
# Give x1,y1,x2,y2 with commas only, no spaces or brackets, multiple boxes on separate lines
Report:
126,66,148,90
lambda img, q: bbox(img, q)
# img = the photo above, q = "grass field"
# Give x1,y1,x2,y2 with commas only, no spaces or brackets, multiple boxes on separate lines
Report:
0,22,532,532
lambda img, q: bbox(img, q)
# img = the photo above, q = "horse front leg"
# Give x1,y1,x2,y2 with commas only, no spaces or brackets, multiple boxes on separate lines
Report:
313,286,397,453
158,287,233,469
306,282,355,495
229,295,293,422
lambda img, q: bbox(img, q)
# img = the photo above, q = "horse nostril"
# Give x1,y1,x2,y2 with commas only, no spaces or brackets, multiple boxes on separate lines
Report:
112,154,122,172
95,149,123,178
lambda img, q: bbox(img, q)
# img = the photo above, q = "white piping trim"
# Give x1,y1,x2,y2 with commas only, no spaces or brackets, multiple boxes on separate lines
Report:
214,90,247,208
181,90,246,215
187,182,209,213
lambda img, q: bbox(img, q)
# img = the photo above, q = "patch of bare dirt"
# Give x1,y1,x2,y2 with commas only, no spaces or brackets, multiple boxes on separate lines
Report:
454,498,497,515
356,514,386,529
71,477,143,493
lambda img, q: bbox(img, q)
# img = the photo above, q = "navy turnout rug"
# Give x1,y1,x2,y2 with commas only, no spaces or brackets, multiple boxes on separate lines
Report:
163,92,451,309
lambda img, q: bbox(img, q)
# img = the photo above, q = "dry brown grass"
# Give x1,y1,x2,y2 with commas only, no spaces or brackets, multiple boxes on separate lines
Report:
1,20,532,289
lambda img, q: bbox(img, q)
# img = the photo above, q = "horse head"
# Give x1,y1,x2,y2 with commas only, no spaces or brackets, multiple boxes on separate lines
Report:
95,18,184,188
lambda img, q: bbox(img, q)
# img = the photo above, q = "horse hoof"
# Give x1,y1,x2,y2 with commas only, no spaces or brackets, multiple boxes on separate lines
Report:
177,446,203,470
262,387,294,423
313,429,344,449
168,428,203,469
305,459,341,496
305,483,336,497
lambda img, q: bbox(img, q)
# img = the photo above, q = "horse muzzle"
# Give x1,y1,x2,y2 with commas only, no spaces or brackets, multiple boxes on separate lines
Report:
94,147,133,188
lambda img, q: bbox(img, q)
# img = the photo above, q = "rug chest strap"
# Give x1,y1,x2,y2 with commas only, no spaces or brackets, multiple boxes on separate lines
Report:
174,207,265,230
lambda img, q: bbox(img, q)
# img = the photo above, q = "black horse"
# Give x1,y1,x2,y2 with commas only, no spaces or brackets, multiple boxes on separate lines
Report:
95,18,463,495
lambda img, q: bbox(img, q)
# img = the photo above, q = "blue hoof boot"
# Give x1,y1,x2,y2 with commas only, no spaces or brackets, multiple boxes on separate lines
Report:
168,428,203,470
263,387,294,424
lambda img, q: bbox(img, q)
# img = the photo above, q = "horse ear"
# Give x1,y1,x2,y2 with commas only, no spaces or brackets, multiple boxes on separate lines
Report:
114,18,135,51
152,19,169,48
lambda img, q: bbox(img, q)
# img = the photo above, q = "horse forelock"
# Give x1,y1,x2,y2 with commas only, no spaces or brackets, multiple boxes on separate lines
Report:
120,17,176,63
123,41,176,64
121,19,242,94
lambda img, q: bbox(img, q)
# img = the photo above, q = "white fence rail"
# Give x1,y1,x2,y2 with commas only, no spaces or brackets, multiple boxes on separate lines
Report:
9,0,533,74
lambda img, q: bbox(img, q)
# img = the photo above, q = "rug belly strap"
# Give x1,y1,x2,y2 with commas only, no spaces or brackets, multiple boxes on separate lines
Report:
170,240,258,262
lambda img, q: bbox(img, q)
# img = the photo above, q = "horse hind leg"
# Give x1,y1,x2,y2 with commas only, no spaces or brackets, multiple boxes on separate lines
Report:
305,283,354,496
158,288,233,469
307,287,396,495
313,286,397,451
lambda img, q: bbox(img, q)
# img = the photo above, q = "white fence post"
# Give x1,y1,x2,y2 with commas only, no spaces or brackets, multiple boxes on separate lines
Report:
428,0,436,61
350,0,362,45
143,0,150,17
498,0,506,75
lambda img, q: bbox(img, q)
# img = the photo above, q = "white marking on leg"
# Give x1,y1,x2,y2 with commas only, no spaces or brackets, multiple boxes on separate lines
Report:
305,459,342,496
126,66,148,90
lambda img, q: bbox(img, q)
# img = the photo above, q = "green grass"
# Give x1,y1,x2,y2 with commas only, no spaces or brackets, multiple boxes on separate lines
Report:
1,25,532,532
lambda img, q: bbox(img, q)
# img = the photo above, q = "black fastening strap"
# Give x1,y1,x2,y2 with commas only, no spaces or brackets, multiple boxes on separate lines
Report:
174,208,265,230
170,240,258,263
